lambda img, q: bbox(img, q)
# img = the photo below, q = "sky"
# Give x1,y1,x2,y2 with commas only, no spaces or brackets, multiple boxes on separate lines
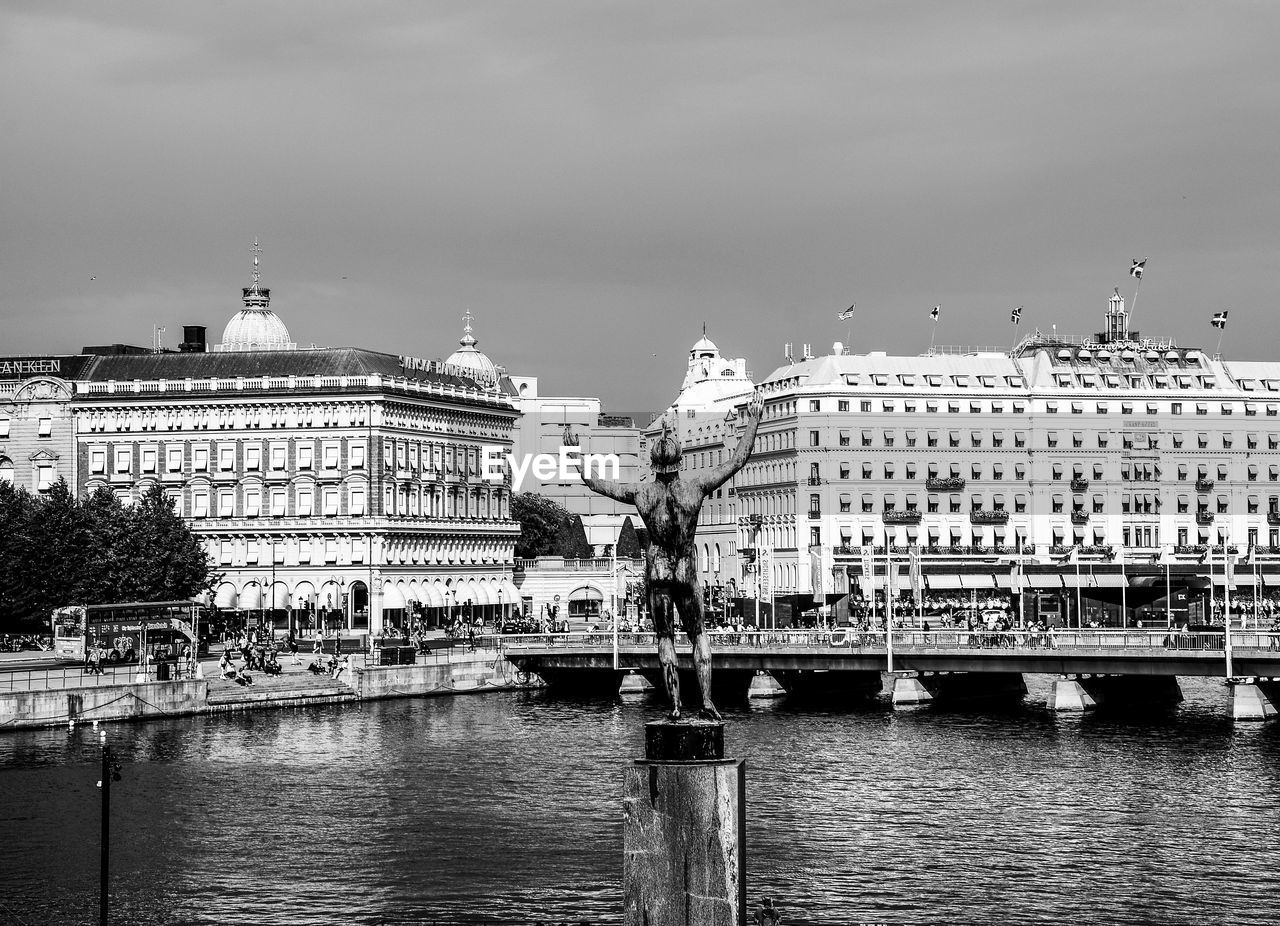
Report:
3,2,1279,414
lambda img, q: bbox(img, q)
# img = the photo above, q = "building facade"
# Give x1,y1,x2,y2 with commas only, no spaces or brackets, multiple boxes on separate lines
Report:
733,293,1280,625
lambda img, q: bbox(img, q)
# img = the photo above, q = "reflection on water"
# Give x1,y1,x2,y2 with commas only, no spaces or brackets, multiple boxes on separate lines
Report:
2,678,1279,925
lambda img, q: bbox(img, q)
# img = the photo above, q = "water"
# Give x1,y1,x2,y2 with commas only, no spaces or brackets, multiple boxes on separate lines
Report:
2,678,1279,925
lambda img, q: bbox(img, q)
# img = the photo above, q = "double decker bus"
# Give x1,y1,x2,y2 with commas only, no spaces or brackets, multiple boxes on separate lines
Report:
51,600,205,664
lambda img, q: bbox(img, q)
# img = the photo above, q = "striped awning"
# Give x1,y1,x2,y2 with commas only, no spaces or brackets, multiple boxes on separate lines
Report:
925,575,964,590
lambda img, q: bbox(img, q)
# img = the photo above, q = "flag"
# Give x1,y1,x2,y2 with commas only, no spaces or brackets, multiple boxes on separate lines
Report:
1059,545,1078,565
837,304,855,321
929,305,940,321
1211,311,1228,330
1130,259,1146,279
1011,306,1022,324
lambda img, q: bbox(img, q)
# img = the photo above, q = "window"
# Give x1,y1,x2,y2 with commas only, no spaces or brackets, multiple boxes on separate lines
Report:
217,490,234,517
1047,433,1059,448
809,400,820,412
270,488,286,516
114,448,131,473
350,487,367,516
1014,432,1026,448
838,400,849,412
36,464,56,492
323,443,340,470
38,418,52,437
971,464,981,479
245,446,262,471
883,430,895,447
218,445,235,471
949,432,960,448
860,401,871,413
323,487,339,516
0,418,8,438
192,491,209,518
270,444,287,470
839,463,850,479
928,495,939,513
166,446,183,472
298,444,314,470
297,489,314,516
950,498,961,513
1172,402,1182,415
244,488,261,517
1015,494,1026,513
815,430,825,447
141,448,157,473
862,464,872,479
927,431,938,447
90,450,106,474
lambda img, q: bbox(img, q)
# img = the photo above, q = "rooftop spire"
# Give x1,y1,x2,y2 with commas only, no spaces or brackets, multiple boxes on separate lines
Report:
242,236,270,308
460,309,477,347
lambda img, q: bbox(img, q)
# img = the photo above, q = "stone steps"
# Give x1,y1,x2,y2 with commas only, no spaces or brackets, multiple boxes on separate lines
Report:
206,670,355,707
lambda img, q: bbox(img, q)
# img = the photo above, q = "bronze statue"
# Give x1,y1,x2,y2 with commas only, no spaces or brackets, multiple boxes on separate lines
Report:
566,391,763,720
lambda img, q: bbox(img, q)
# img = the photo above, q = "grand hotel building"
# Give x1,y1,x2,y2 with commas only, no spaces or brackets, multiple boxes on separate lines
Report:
0,262,522,633
673,292,1280,625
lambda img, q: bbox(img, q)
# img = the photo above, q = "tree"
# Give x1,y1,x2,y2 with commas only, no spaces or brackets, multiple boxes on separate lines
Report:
0,480,216,632
615,517,642,559
511,492,573,559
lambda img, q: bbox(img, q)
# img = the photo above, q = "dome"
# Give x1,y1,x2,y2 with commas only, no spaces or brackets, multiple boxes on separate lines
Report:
214,240,297,352
219,306,294,352
444,311,499,387
689,334,719,359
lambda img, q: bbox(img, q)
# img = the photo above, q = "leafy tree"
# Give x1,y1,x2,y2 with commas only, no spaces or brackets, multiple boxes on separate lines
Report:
616,517,642,558
511,492,572,559
560,514,593,558
0,479,215,631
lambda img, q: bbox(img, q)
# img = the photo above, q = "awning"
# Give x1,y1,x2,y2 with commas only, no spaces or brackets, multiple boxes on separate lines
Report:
1087,574,1127,588
214,584,238,608
570,585,604,602
423,584,445,608
963,574,996,589
382,583,406,609
1263,573,1280,588
1025,575,1065,590
925,575,964,590
239,584,263,610
503,581,521,603
1211,574,1256,587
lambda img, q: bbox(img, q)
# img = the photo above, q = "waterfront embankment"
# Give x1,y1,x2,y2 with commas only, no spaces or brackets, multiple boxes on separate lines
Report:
0,647,536,731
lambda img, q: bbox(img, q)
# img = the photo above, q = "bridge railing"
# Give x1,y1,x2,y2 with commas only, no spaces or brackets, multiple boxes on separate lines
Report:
489,630,1280,654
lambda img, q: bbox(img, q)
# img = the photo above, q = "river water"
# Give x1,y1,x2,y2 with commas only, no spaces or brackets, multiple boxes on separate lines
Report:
1,677,1278,925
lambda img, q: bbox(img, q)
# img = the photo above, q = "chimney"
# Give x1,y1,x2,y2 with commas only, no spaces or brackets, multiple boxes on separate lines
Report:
802,343,813,360
784,342,793,362
181,325,207,353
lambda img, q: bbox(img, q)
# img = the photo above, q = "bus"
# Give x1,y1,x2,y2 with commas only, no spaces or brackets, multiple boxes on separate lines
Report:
51,600,205,664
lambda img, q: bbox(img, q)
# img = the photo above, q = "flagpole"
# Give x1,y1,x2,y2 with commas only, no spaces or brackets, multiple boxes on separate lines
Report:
1214,328,1225,358
1165,551,1171,629
885,534,894,674
1075,551,1082,630
1225,534,1234,679
1129,272,1144,327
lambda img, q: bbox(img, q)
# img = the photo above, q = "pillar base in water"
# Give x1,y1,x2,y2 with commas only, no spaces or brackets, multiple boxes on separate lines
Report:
1232,678,1279,721
618,671,654,698
1050,674,1182,712
623,727,745,926
746,670,786,700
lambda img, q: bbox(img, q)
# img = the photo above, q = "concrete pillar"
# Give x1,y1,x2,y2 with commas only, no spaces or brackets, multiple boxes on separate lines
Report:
746,670,786,700
1050,674,1183,713
1232,679,1279,721
889,671,935,706
623,721,745,926
618,671,654,698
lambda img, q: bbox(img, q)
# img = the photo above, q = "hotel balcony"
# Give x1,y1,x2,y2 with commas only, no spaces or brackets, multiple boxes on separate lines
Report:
1070,511,1090,524
969,510,1009,524
1069,478,1089,491
1195,479,1215,491
925,477,965,491
1268,512,1280,526
1195,511,1215,525
882,509,922,524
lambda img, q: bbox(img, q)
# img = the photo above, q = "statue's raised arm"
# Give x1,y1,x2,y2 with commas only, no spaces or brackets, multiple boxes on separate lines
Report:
564,428,638,505
696,389,764,495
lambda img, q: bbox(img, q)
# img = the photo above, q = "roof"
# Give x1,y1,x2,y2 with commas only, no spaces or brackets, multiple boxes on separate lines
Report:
80,347,489,390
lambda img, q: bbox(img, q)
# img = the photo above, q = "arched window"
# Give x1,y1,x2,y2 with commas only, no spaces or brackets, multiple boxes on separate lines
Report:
0,457,12,484
712,544,721,573
700,544,709,572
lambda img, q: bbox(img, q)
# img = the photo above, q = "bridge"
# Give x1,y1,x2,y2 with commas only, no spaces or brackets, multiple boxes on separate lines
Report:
495,630,1280,721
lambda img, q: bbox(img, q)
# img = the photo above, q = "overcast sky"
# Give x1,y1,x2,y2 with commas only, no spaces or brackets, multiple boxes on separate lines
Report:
3,2,1278,413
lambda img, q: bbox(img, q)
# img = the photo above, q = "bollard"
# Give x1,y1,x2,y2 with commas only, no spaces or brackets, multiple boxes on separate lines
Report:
623,719,745,926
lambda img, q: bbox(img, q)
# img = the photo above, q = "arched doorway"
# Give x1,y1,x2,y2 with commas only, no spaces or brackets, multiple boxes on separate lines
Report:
349,580,369,631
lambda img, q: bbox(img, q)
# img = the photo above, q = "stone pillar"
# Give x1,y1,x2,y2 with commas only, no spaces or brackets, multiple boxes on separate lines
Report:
1050,674,1183,712
623,721,745,926
618,671,654,698
746,670,786,700
888,670,935,706
1232,678,1279,721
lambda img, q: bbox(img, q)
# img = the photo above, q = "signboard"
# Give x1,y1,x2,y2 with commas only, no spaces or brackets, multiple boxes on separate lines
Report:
909,546,922,600
860,546,873,592
0,356,93,380
810,545,825,604
757,547,773,600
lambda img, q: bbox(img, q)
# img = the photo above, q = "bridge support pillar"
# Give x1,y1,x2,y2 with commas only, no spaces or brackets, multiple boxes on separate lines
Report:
618,671,654,699
1231,678,1280,721
889,671,1026,708
1050,674,1183,713
746,670,786,700
623,721,745,926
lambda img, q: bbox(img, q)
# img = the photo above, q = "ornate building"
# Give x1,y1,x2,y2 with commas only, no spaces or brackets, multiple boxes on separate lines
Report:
4,247,522,634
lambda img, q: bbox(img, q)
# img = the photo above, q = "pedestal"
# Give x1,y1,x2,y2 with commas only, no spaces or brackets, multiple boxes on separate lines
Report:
746,670,786,700
623,720,745,926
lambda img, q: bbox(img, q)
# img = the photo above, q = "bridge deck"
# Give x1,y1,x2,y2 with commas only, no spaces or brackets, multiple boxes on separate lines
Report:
497,630,1280,678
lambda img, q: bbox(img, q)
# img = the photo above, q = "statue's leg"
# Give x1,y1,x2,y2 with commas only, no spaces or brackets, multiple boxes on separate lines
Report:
673,583,719,721
649,585,681,720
